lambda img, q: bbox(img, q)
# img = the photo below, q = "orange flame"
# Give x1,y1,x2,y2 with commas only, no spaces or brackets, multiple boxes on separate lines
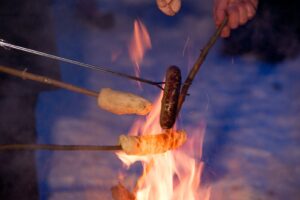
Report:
117,19,210,200
116,93,211,199
128,19,152,85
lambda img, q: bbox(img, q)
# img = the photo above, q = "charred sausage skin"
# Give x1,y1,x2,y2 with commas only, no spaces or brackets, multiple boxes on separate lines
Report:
160,65,181,129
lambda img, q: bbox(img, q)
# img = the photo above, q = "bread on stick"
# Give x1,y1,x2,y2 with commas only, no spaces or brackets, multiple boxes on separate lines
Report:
98,88,152,115
119,130,187,155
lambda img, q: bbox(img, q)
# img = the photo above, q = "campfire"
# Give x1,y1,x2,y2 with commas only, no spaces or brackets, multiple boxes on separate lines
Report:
0,13,227,199
113,21,210,199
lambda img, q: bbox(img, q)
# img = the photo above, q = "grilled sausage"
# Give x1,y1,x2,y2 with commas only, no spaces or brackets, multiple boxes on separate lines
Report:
160,66,181,129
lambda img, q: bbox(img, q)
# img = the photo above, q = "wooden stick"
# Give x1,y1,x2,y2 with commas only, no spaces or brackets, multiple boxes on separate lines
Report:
0,144,122,151
0,65,98,97
177,18,228,114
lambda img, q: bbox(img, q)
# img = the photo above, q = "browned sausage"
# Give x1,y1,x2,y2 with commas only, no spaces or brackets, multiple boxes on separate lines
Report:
160,65,181,129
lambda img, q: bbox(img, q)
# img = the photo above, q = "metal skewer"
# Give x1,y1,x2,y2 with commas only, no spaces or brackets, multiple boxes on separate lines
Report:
0,40,164,89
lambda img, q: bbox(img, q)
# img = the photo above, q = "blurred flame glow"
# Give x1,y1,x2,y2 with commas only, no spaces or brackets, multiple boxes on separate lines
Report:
128,19,152,83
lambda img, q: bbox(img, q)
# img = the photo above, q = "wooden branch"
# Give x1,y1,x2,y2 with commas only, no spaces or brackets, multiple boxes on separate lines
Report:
0,65,98,97
177,18,228,114
0,144,122,151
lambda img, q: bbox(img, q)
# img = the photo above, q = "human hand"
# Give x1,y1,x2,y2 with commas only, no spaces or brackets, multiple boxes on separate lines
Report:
213,0,258,38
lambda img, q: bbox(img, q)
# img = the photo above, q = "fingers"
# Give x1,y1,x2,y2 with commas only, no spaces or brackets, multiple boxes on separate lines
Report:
246,0,258,19
221,2,240,38
214,0,259,38
244,2,255,19
249,0,258,9
213,0,229,26
213,0,232,38
238,2,248,24
221,26,231,38
227,3,240,29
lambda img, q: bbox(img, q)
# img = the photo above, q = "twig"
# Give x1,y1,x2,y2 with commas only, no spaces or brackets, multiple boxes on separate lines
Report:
177,18,228,114
0,144,122,151
0,40,164,89
0,65,98,97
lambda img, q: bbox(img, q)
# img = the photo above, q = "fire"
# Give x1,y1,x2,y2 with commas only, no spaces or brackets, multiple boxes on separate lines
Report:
116,93,211,200
128,19,152,81
116,18,210,200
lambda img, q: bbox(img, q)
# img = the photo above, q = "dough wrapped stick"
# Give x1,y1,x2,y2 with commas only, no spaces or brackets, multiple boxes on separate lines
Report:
98,88,152,115
0,66,152,116
119,130,187,155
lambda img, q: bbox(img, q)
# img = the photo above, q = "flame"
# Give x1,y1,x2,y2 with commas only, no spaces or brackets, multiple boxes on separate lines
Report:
128,19,152,85
116,92,211,199
117,18,209,200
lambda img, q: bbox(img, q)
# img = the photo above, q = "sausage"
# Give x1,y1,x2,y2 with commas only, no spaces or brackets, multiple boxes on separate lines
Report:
160,66,181,129
119,130,187,155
